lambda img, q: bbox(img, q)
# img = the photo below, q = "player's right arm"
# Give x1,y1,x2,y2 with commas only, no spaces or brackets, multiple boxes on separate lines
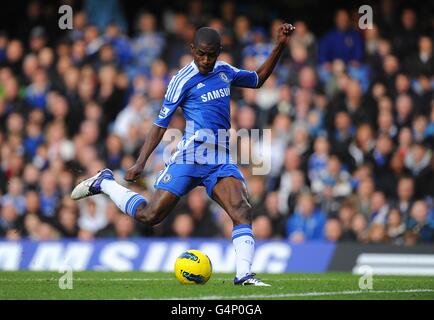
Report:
124,124,167,182
124,70,188,182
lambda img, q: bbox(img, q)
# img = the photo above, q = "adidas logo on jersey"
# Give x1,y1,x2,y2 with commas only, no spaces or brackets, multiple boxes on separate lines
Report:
196,82,205,89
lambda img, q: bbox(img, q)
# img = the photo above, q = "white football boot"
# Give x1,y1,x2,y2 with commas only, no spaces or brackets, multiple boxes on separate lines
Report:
71,168,114,200
234,273,271,286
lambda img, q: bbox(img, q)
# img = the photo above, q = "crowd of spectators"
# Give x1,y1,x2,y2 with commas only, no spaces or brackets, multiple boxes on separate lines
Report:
0,0,433,245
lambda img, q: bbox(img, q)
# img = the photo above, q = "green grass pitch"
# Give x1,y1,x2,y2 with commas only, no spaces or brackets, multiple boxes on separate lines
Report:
1,272,434,300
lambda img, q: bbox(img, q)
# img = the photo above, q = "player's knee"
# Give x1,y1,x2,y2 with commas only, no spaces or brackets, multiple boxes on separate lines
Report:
231,199,252,225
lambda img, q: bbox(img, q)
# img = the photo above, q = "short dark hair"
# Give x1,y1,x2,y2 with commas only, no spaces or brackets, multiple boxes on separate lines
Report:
193,27,221,48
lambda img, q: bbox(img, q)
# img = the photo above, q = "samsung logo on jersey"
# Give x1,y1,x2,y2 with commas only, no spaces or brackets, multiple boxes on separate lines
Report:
201,87,230,102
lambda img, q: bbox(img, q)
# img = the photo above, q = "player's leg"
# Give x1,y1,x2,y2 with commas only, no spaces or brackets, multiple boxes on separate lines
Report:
208,173,270,286
141,161,203,224
71,168,180,225
211,177,254,277
98,175,180,225
134,188,179,225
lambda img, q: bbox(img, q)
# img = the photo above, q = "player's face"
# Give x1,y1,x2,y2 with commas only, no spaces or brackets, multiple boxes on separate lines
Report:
191,43,221,74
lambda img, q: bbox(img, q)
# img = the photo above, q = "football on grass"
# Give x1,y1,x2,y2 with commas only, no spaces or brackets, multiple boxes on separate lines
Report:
174,250,212,284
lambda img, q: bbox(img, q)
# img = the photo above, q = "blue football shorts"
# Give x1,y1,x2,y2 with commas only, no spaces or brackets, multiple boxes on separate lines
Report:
154,162,246,198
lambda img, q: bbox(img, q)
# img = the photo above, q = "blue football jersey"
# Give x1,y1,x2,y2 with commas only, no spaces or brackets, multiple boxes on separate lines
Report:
154,60,258,164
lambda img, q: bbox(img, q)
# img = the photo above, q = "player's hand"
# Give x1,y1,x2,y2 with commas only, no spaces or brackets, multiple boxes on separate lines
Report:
277,23,295,45
124,163,144,182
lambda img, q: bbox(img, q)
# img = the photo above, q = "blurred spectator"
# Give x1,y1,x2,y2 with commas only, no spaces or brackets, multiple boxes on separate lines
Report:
78,196,108,234
162,13,191,69
96,202,122,237
370,134,393,176
96,64,127,124
29,26,47,54
349,176,375,218
386,208,406,245
285,170,307,216
406,201,434,243
376,151,407,198
285,192,326,242
318,9,365,85
113,94,151,140
1,177,26,215
114,214,139,238
22,212,41,239
253,215,274,240
289,20,316,63
319,9,364,66
395,94,413,129
39,170,60,219
277,147,301,214
311,155,352,198
84,0,127,34
368,191,389,225
393,8,419,61
187,188,220,237
263,191,285,237
131,12,166,75
404,143,433,198
308,135,330,187
242,27,274,68
348,124,375,170
23,190,42,216
103,23,132,68
367,223,387,243
172,213,194,238
337,203,357,241
390,176,415,221
0,204,18,236
351,213,368,243
36,222,60,240
103,134,124,170
258,113,290,190
324,218,342,242
329,111,355,164
232,16,252,63
56,206,79,238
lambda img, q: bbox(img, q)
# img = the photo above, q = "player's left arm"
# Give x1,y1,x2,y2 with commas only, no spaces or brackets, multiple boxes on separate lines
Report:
255,23,295,88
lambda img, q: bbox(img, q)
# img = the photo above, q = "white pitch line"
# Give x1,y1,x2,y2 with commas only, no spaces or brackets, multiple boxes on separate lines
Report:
0,278,174,282
0,277,236,282
0,277,337,283
164,289,434,300
2,277,434,283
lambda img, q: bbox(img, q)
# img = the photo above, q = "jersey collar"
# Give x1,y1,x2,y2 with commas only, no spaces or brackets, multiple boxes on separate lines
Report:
191,60,221,74
191,61,199,72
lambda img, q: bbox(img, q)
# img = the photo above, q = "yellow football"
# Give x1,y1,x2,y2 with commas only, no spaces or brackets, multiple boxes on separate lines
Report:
174,250,212,285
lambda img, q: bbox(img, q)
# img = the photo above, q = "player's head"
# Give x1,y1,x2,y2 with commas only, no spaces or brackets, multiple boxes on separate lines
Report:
191,27,222,74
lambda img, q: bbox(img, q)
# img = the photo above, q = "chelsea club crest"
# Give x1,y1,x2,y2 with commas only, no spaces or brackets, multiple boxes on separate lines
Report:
162,173,172,183
219,72,229,83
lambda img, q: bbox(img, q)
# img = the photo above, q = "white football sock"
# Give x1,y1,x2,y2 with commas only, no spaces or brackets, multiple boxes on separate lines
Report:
101,180,147,217
232,224,255,279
